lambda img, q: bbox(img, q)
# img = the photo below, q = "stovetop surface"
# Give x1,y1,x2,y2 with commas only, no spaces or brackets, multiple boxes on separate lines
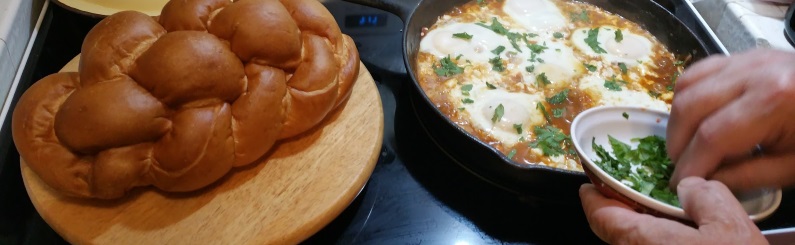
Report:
1,1,794,244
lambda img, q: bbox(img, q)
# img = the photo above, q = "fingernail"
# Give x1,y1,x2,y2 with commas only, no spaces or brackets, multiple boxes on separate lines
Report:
677,176,705,189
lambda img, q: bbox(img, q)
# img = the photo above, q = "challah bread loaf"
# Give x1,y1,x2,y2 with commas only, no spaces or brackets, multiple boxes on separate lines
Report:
12,0,360,199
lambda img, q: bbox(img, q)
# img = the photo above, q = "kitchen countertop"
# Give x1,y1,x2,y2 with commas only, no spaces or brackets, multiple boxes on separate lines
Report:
691,0,794,52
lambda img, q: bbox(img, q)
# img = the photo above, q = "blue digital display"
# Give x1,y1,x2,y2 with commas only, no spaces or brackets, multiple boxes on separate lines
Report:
345,14,387,28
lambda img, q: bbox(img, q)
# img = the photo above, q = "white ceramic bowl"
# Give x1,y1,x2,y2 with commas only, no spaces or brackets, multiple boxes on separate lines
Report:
571,106,782,222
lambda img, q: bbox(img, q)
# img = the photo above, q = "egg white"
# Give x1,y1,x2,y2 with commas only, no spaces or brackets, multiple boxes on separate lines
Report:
449,82,546,147
578,75,670,111
420,22,513,64
571,26,654,66
518,41,583,89
503,0,567,32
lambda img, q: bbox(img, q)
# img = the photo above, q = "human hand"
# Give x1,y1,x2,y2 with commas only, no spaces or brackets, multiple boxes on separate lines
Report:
580,177,767,245
666,49,795,192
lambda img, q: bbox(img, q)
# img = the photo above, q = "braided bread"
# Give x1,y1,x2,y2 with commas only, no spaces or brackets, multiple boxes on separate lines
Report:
12,0,360,199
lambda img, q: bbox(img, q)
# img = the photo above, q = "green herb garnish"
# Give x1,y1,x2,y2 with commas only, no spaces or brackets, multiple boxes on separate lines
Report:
591,135,680,207
622,112,629,119
537,103,552,123
453,32,473,40
527,43,548,54
614,29,623,42
507,148,518,159
529,125,569,156
553,32,564,39
546,89,569,104
506,32,526,52
553,108,565,118
648,90,661,98
585,28,607,54
604,78,624,91
461,84,473,95
583,63,597,72
536,73,551,86
462,98,474,104
434,55,464,77
618,62,628,74
489,56,505,72
570,10,589,23
492,104,505,123
477,17,509,35
491,45,506,55
486,82,497,89
526,65,535,73
513,124,523,134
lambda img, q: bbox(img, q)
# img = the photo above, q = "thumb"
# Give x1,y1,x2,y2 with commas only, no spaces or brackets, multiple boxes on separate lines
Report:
677,177,762,237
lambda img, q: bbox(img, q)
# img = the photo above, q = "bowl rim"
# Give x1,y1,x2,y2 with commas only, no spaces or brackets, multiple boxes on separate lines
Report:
571,105,783,222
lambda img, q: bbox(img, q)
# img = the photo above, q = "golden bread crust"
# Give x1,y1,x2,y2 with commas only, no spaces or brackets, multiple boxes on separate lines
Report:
12,0,360,198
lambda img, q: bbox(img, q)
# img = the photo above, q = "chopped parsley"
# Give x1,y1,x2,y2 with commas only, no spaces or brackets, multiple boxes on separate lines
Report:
507,148,518,159
536,73,551,87
526,65,535,73
489,56,506,72
453,32,473,40
546,89,569,104
477,17,509,35
585,28,607,54
553,32,564,39
537,103,552,123
553,108,565,118
570,10,590,23
486,82,497,89
618,62,628,74
674,60,684,66
506,32,527,52
434,55,464,77
592,135,679,207
614,29,623,42
529,125,569,157
667,71,680,91
583,63,597,72
648,90,661,98
513,124,523,134
462,98,474,104
527,43,548,53
527,43,548,63
461,84,473,96
622,112,629,119
604,79,623,91
537,58,545,63
491,45,506,55
492,104,505,123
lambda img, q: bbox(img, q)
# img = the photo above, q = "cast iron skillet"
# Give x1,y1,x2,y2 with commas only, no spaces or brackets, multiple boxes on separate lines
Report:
345,0,711,204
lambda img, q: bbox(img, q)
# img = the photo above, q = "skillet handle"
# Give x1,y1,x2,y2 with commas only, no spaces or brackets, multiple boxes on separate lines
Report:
341,0,419,22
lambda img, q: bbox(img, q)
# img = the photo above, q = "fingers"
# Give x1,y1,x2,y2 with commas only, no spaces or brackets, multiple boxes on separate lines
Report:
711,154,795,192
667,54,752,162
676,177,766,243
669,89,775,186
673,54,729,93
579,184,699,245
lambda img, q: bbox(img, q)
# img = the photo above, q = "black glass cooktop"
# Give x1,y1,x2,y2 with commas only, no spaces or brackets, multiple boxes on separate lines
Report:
1,1,793,244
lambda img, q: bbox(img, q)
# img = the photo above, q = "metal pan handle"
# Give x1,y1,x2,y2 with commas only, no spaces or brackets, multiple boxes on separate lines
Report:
341,0,420,21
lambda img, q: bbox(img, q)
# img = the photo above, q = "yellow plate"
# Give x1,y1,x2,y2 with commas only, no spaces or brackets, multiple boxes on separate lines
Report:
21,55,383,244
53,0,168,17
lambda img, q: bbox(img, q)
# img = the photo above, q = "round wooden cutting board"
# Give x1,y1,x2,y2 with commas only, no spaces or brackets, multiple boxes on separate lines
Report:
20,55,383,245
53,0,168,17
